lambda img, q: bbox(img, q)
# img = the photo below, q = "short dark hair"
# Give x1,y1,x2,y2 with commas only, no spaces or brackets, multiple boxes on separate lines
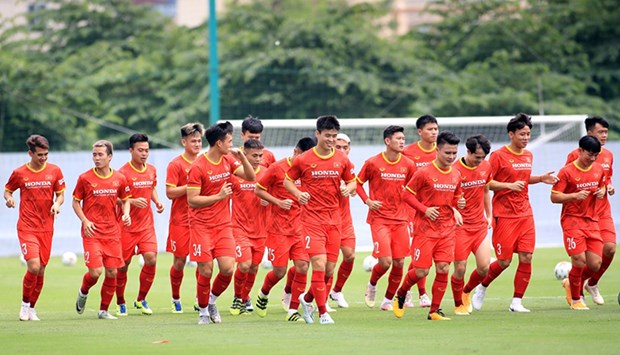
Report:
180,122,205,138
437,131,460,147
205,121,233,147
243,138,264,151
507,113,533,133
416,114,438,130
129,133,149,148
465,134,491,155
316,115,340,132
579,135,601,153
93,140,113,155
585,116,609,132
241,115,264,134
296,137,316,153
383,125,404,140
26,135,49,152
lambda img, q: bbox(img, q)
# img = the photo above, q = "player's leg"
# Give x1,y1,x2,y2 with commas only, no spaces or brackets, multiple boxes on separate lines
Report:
243,241,266,312
17,232,40,320
192,226,213,325
98,239,124,320
115,233,134,316
256,233,289,317
451,228,470,313
135,229,158,314
286,236,309,322
585,220,615,304
282,264,296,310
582,233,603,306
330,222,355,308
427,235,455,320
393,236,431,318
76,238,102,315
366,224,392,308
208,227,236,324
510,218,535,312
27,231,52,320
167,224,189,313
460,228,490,314
231,244,251,316
382,224,410,311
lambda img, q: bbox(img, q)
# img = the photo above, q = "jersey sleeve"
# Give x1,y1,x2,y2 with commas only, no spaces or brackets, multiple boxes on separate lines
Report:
489,151,500,177
551,168,569,194
73,175,85,201
565,150,578,166
166,161,180,187
4,169,20,192
152,166,158,187
229,155,242,175
285,157,302,182
54,168,66,193
341,157,356,183
356,160,371,185
118,175,131,201
187,164,202,190
257,165,276,191
406,169,424,195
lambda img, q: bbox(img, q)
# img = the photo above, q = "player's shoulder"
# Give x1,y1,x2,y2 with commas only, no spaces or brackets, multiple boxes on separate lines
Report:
45,162,63,172
601,147,614,158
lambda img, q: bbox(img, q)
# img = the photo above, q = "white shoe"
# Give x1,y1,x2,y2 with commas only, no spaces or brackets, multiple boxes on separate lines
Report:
329,291,349,308
365,283,377,308
325,303,336,313
472,284,487,311
404,290,414,308
98,311,118,319
380,298,393,311
298,293,315,324
198,314,210,325
208,304,221,324
319,312,335,324
509,303,531,313
19,302,30,321
419,293,431,308
584,282,605,305
282,291,292,311
28,308,40,321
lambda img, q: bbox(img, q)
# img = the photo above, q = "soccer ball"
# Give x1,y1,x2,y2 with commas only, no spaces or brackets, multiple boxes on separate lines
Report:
554,261,572,280
363,255,378,272
138,255,145,267
19,254,27,266
185,256,197,268
261,258,273,270
62,251,78,266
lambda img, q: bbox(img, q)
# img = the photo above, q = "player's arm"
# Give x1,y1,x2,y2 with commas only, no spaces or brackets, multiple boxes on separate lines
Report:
166,184,186,199
4,189,16,208
231,150,256,181
530,171,559,185
51,190,65,215
72,198,95,237
151,188,164,213
402,187,438,220
484,185,492,228
120,197,132,226
255,184,292,210
283,177,310,205
488,180,525,192
187,183,232,208
550,189,590,203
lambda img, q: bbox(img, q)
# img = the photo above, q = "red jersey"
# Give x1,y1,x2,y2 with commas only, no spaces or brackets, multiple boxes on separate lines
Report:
5,162,65,232
166,154,193,227
118,162,157,232
402,141,436,169
256,157,302,236
339,165,354,227
405,161,463,238
489,145,533,218
566,147,613,218
356,152,416,224
552,161,605,227
187,153,241,228
454,158,492,230
285,148,356,226
73,168,131,239
232,167,268,238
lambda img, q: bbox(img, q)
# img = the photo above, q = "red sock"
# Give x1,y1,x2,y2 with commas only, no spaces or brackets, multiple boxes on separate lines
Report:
463,269,485,293
284,266,295,293
513,262,531,298
369,263,389,286
325,275,333,303
233,268,247,299
304,286,315,302
196,274,211,308
581,267,595,292
385,265,403,300
588,254,613,286
22,271,37,303
430,272,448,313
481,260,504,287
29,275,45,308
260,271,281,296
451,276,464,306
311,270,327,315
137,265,156,301
170,266,184,300
100,276,117,312
242,271,257,301
396,269,420,298
211,273,232,297
80,272,98,295
290,271,307,311
333,259,354,293
568,265,584,301
417,277,427,296
115,269,128,305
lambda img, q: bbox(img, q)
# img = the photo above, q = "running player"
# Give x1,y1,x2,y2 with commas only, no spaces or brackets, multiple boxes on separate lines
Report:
74,140,131,320
240,115,276,167
115,133,164,316
5,135,65,321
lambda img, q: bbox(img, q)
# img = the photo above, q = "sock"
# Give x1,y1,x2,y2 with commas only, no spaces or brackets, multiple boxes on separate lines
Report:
115,269,128,305
385,265,403,300
260,271,282,296
289,271,307,311
22,271,37,303
196,274,211,308
588,254,614,286
80,272,98,295
311,270,327,315
325,275,333,303
100,276,117,312
29,275,45,308
369,263,389,286
284,266,295,294
233,268,247,299
481,260,505,287
451,276,464,306
581,267,595,291
170,266,184,300
430,272,448,313
242,271,257,301
396,270,420,298
568,265,584,301
333,259,354,293
417,277,427,296
463,269,485,293
137,265,156,301
211,273,232,297
513,262,532,298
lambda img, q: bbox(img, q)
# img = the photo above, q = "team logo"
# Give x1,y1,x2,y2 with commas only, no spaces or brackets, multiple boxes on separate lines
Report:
480,171,487,176
46,175,53,180
594,173,599,178
379,167,386,172
112,180,120,187
334,162,340,168
311,164,317,169
400,167,407,173
526,157,531,163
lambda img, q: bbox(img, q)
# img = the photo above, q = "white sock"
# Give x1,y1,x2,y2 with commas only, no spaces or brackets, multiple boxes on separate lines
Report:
199,306,209,317
22,301,30,307
511,297,522,305
209,292,218,305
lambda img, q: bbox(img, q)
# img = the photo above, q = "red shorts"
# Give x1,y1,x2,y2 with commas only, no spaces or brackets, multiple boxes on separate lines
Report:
411,235,455,269
83,238,124,269
121,228,158,261
340,222,356,249
189,224,235,263
17,229,53,266
302,223,341,262
563,227,603,257
492,216,535,260
598,216,616,244
454,227,489,261
167,223,190,258
265,233,309,268
235,235,267,264
370,223,410,259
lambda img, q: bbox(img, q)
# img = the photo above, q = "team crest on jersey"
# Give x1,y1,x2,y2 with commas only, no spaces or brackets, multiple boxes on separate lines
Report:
400,167,407,173
46,175,53,180
334,162,340,168
311,164,317,168
113,180,120,187
594,173,599,178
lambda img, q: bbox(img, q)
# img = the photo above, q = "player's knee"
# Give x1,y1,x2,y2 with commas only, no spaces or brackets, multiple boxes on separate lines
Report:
476,265,489,277
237,262,251,273
144,253,157,266
415,268,429,279
436,263,450,274
294,262,309,274
498,259,511,269
273,267,286,279
604,244,616,257
105,268,117,278
392,258,405,268
588,258,602,272
249,264,259,274
344,254,355,263
173,257,186,270
377,257,392,270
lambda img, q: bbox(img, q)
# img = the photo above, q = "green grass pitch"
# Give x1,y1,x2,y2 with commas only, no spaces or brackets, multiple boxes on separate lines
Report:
1,247,619,354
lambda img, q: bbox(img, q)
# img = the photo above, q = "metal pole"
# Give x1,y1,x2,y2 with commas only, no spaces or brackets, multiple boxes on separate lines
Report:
208,0,220,125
